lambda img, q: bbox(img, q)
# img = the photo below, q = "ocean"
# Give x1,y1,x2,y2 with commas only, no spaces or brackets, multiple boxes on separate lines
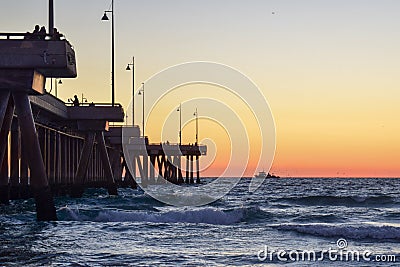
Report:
0,178,399,266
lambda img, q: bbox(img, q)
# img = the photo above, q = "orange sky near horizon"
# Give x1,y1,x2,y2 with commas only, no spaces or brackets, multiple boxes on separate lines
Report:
2,0,400,177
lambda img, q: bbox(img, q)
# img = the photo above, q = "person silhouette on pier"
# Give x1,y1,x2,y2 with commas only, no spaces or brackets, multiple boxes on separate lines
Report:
25,25,40,40
33,25,40,35
38,26,46,40
52,28,63,40
72,95,80,106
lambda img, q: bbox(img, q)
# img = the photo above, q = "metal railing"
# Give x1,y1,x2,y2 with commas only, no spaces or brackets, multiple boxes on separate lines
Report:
0,32,64,40
65,102,123,107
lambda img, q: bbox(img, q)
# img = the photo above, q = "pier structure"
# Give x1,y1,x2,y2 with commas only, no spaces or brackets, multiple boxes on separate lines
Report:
123,134,207,186
0,32,77,220
0,31,207,221
66,103,124,197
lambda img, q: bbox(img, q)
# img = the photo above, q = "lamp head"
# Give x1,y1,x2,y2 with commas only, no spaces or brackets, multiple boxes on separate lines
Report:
58,79,63,84
126,65,131,71
101,13,109,21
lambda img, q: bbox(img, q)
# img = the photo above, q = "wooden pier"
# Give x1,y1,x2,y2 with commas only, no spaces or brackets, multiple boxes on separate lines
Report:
122,135,207,186
0,31,207,220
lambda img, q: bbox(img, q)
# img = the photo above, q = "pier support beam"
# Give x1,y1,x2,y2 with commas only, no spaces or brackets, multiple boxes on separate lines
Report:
136,156,147,187
71,132,95,197
122,157,136,189
143,155,149,185
13,92,57,221
0,92,13,205
156,155,165,183
177,156,184,184
96,132,118,195
0,153,9,205
10,119,20,200
185,156,190,184
0,92,13,174
196,155,200,184
72,131,118,196
149,155,156,184
190,155,194,184
110,150,122,185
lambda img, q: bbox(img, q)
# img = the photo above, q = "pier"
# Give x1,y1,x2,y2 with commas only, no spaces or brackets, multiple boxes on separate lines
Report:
0,30,207,220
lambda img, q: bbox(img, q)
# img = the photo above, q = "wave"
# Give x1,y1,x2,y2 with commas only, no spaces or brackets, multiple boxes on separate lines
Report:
293,214,344,223
277,195,395,206
276,223,400,240
58,206,265,225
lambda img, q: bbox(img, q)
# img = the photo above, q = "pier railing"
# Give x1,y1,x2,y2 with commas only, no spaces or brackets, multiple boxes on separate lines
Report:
2,119,123,199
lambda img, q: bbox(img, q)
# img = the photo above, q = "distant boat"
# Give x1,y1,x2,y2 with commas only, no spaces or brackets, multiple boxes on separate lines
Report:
254,170,279,178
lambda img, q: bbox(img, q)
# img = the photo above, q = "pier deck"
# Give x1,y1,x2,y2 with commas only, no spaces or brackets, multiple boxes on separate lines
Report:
0,31,207,221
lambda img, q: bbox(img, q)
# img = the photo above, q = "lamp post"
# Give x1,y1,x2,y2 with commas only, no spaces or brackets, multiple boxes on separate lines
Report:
49,0,54,35
81,94,88,104
49,78,62,97
194,108,198,145
55,78,62,97
138,83,145,137
101,0,115,106
177,103,182,145
126,57,135,126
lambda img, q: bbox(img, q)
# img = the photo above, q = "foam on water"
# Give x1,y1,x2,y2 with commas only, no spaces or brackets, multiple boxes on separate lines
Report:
3,178,400,266
276,223,400,240
59,206,250,225
277,195,396,206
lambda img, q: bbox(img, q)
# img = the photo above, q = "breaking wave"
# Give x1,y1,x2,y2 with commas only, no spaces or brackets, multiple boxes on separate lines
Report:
58,206,265,225
277,195,395,206
276,223,400,240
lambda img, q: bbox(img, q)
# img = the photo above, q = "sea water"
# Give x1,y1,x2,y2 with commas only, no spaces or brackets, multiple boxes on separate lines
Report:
0,178,399,266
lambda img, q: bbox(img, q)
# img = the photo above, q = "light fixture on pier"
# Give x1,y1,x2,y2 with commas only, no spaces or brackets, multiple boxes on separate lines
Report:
126,57,135,126
101,0,115,106
101,13,109,21
55,78,62,97
138,82,145,137
193,108,198,145
177,103,182,145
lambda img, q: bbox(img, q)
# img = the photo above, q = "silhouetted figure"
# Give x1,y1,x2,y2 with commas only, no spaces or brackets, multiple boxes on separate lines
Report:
33,25,40,34
38,26,46,40
52,28,63,40
25,25,40,40
73,95,79,106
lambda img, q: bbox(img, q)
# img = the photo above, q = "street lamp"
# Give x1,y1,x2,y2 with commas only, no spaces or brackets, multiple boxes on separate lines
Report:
55,78,62,97
49,78,62,97
126,57,135,126
138,83,145,137
101,0,115,106
177,103,182,145
193,108,198,145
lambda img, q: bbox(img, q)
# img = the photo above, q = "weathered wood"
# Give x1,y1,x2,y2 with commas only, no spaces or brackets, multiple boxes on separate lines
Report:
196,155,200,184
190,155,194,184
96,132,117,195
12,92,57,221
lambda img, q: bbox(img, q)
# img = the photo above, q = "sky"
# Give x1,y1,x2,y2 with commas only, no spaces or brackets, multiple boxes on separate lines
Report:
2,0,400,177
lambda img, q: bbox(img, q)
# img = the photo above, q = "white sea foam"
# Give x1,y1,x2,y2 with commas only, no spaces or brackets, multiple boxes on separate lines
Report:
61,206,246,225
277,223,400,240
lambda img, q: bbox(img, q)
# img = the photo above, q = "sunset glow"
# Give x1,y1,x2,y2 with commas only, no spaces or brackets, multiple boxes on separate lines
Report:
2,0,400,177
